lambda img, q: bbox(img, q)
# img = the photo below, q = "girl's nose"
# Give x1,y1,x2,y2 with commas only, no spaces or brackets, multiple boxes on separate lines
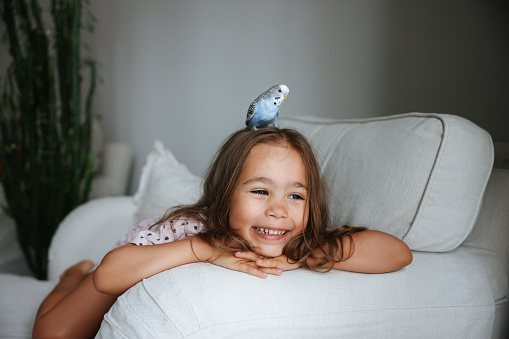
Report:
266,198,288,219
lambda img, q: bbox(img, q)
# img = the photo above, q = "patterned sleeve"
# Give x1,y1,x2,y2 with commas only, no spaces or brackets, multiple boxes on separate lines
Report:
114,218,159,248
119,217,205,247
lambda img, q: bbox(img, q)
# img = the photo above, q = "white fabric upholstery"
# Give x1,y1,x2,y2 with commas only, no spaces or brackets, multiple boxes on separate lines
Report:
133,140,202,223
0,274,54,339
463,169,509,302
463,169,509,259
89,142,134,199
98,248,494,338
280,113,493,252
0,197,137,339
463,169,509,339
0,212,31,275
47,196,136,281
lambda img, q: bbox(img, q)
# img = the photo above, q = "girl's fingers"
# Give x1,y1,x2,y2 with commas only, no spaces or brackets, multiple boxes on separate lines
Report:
256,258,278,268
226,253,297,277
256,257,301,271
235,253,299,271
234,251,262,261
243,265,282,278
239,261,282,278
240,263,268,279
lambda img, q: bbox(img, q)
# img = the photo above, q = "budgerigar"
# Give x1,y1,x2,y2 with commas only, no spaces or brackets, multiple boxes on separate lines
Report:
245,84,289,130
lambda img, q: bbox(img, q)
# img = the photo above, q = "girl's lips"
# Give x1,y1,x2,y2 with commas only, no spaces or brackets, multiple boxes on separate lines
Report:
252,226,288,240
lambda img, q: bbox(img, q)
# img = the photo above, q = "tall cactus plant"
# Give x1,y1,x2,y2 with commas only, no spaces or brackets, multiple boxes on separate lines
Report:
0,0,97,280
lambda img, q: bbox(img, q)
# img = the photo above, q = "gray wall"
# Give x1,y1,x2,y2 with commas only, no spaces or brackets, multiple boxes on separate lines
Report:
2,1,508,193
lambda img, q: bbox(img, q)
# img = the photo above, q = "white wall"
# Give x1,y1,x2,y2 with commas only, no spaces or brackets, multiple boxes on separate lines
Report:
377,0,508,138
88,0,391,193
2,0,508,194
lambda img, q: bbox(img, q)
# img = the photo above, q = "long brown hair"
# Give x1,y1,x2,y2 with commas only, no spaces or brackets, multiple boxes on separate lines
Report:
160,127,364,271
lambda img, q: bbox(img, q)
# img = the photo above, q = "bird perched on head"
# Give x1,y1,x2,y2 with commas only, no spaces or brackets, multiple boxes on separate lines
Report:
245,84,289,130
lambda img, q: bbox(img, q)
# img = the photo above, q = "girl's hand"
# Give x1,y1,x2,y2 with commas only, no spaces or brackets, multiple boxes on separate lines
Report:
192,238,285,279
208,251,272,279
234,251,301,273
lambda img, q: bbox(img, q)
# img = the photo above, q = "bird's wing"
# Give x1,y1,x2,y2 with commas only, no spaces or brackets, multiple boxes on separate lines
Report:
245,100,257,124
245,86,280,125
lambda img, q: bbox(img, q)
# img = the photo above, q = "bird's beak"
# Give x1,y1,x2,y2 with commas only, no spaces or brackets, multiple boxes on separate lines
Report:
284,95,288,101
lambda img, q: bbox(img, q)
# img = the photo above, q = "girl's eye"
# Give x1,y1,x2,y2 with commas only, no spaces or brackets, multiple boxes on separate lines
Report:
251,189,268,196
289,193,304,200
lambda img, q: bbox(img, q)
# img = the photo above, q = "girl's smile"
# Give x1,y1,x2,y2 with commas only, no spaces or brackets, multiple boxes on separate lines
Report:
229,142,309,258
253,227,287,236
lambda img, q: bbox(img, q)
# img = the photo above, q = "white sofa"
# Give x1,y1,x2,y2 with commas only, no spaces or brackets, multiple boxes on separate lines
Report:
1,113,508,338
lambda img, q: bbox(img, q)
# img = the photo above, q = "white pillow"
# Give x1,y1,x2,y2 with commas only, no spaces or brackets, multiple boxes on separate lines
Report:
133,141,202,222
280,113,493,252
48,196,137,280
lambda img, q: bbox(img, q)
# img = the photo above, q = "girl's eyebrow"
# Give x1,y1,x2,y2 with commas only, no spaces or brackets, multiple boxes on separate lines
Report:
243,177,308,191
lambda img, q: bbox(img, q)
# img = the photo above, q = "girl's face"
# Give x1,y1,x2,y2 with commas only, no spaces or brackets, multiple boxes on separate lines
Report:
229,143,309,258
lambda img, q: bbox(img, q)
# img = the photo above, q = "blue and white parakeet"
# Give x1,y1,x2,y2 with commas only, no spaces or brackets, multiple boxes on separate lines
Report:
245,84,289,130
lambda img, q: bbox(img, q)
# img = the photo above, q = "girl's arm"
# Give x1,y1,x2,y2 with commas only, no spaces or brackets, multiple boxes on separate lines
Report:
317,230,413,273
94,238,201,295
251,230,412,274
94,237,279,296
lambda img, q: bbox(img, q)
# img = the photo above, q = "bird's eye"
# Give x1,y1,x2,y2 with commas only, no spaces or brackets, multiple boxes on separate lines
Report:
274,102,277,105
278,89,282,93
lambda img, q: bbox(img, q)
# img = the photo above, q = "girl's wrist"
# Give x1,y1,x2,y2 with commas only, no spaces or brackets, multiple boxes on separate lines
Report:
190,237,213,263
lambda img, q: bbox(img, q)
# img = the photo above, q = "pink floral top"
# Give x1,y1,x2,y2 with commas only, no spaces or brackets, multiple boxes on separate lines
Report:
115,217,206,247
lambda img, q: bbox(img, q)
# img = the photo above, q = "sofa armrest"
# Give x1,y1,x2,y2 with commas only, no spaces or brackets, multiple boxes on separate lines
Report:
463,169,509,261
98,249,495,338
89,142,133,199
462,169,509,304
47,196,136,280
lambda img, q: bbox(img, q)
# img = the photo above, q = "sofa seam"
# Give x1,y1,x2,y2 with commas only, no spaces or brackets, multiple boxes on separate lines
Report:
121,289,167,338
401,115,494,251
142,273,203,336
140,279,183,337
99,295,138,339
99,316,129,339
495,296,508,305
401,114,447,245
281,112,439,125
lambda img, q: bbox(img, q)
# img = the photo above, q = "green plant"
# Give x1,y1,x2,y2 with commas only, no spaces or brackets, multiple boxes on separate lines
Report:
0,0,97,279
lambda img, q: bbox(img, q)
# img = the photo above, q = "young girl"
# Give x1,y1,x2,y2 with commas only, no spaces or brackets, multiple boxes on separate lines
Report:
32,127,412,339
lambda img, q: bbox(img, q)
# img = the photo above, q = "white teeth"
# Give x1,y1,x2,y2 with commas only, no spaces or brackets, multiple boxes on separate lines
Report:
255,227,286,235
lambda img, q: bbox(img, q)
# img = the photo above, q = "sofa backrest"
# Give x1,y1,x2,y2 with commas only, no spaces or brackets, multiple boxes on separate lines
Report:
280,113,493,252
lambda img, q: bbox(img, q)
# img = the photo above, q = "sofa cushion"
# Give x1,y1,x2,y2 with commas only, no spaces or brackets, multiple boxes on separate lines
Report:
133,141,202,223
280,113,493,252
0,274,55,338
462,169,509,302
0,212,31,275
